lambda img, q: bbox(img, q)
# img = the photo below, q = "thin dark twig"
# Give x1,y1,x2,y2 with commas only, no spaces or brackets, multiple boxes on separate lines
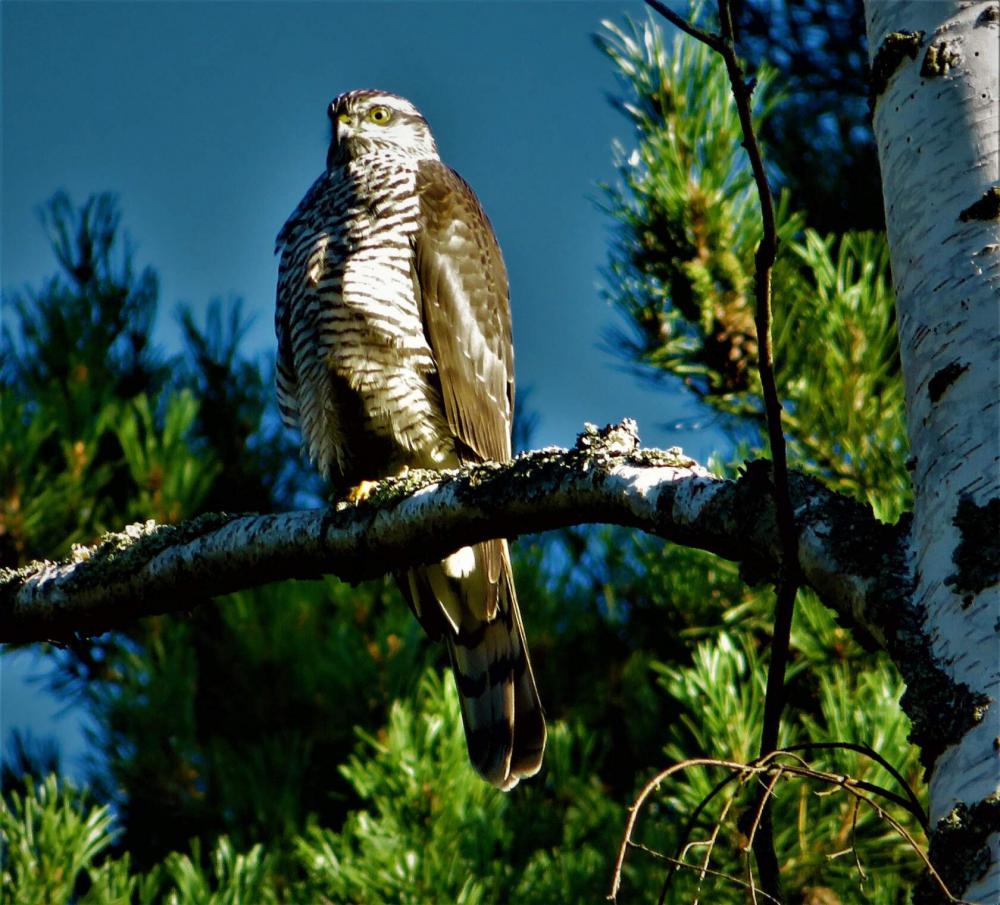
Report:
782,741,927,827
822,775,914,817
848,797,868,883
711,0,797,759
642,0,798,897
746,837,761,905
627,842,783,904
690,778,742,905
765,748,920,838
644,0,724,51
609,756,756,901
711,0,798,780
845,797,964,902
745,766,786,853
659,771,743,903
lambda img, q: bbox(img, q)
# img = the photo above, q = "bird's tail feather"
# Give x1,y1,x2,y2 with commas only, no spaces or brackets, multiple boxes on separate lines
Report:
400,541,546,789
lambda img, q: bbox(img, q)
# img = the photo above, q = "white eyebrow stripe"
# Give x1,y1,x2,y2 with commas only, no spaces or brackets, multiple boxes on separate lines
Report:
365,97,420,117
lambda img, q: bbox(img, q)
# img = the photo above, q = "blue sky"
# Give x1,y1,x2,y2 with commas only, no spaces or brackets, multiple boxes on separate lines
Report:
2,1,719,775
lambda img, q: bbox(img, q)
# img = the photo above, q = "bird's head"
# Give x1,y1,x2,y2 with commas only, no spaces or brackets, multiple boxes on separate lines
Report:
327,90,439,168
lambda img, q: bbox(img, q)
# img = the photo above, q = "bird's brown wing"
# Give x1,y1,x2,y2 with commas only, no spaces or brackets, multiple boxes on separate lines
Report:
404,160,545,790
413,160,514,468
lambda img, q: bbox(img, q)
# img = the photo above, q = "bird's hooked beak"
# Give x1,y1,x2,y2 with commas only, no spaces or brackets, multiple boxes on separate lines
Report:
327,108,354,169
335,111,353,136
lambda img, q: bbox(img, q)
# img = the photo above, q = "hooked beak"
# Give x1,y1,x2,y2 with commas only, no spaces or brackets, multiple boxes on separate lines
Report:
327,111,354,169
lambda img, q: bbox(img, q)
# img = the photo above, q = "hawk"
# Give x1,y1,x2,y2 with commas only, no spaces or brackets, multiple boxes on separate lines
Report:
275,89,546,789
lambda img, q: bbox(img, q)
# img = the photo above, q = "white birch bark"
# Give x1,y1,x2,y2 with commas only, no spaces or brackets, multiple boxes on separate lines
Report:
865,1,1000,900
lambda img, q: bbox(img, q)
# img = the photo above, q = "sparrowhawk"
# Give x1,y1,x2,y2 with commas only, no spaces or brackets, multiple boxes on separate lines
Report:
275,89,546,789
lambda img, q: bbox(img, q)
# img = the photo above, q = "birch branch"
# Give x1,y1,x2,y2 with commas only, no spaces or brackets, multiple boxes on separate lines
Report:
0,421,903,649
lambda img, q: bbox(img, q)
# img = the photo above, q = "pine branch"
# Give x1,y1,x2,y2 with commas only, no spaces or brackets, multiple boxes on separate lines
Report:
2,420,902,649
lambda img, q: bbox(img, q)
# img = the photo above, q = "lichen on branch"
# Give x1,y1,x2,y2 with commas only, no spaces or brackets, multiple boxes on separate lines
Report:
2,421,901,654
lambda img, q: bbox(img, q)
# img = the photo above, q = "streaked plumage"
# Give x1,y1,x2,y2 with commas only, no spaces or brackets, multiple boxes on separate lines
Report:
275,89,545,789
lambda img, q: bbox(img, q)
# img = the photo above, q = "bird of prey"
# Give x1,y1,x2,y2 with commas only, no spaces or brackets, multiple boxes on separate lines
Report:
275,89,546,789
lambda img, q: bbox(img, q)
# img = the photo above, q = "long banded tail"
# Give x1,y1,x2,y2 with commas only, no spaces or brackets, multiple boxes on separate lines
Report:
399,538,546,789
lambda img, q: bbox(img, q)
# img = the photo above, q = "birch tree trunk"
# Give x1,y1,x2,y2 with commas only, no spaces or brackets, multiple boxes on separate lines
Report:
865,1,1000,900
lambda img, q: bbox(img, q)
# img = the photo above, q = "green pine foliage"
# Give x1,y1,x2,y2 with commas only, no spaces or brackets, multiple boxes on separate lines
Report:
598,20,800,403
599,19,909,520
2,775,118,904
2,11,925,903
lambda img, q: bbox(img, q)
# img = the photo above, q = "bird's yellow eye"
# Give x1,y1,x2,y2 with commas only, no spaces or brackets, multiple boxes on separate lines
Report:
368,105,392,125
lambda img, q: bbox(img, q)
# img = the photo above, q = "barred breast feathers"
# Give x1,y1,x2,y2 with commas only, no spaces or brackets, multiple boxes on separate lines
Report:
275,155,452,480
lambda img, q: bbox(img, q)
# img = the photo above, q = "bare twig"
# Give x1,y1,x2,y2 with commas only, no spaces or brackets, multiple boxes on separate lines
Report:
644,0,723,51
745,766,786,854
608,752,961,903
691,780,740,905
627,841,782,904
660,772,741,904
782,741,927,828
658,772,744,905
849,798,868,884
774,765,961,902
609,756,746,901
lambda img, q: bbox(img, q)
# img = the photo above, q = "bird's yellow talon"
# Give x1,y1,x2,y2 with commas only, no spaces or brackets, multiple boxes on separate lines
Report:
346,479,379,504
